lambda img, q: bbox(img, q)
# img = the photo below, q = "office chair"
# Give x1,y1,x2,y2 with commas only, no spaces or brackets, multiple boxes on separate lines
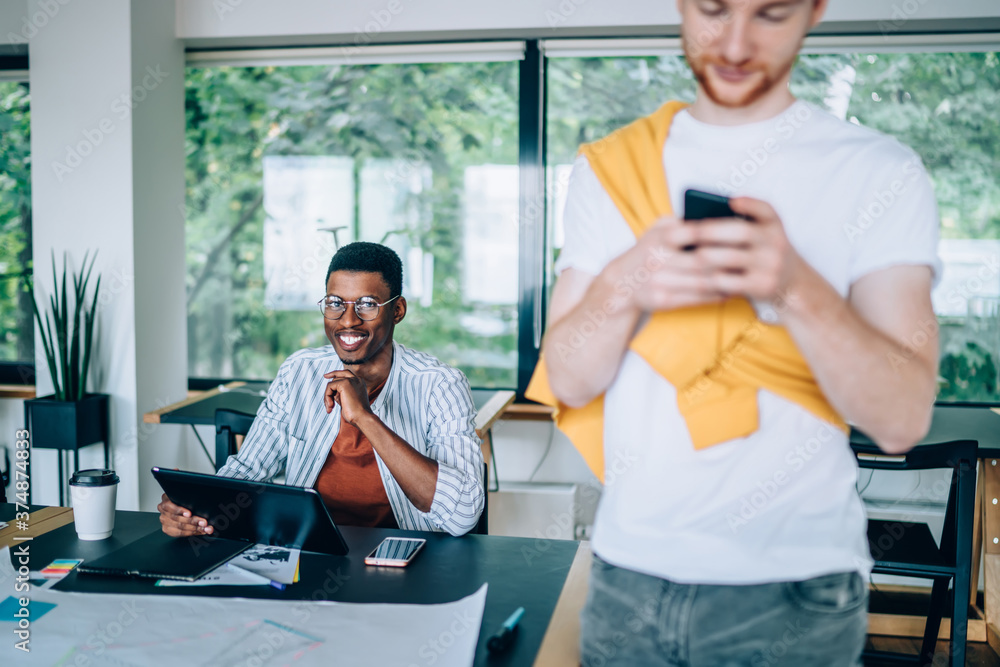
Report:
852,439,977,667
472,461,489,535
0,447,8,503
214,408,256,473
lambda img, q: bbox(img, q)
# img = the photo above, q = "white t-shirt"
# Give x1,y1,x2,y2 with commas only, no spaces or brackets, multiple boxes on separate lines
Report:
555,100,941,585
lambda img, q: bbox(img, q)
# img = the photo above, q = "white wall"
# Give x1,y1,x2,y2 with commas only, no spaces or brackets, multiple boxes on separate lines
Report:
28,0,187,510
130,0,190,511
175,0,1000,47
0,0,28,51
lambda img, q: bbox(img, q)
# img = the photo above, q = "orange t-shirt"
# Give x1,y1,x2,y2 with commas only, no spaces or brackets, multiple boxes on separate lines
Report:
314,377,398,529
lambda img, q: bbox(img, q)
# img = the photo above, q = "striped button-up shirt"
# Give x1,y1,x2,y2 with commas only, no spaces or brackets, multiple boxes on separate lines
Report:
218,341,485,536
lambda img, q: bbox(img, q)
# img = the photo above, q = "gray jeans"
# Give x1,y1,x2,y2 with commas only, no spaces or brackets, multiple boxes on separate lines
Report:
580,556,867,667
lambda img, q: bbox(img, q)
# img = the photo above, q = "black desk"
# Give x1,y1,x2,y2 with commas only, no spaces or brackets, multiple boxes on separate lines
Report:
850,404,1000,458
17,508,579,666
150,381,272,425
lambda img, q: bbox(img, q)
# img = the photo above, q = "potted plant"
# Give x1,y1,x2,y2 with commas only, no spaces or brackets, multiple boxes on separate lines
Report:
24,251,108,505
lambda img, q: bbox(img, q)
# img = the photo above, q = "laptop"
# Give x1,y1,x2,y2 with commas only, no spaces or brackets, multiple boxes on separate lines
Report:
77,530,252,582
150,467,350,556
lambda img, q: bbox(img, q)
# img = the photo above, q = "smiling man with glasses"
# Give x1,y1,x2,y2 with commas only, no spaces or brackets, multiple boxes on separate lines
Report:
158,242,485,536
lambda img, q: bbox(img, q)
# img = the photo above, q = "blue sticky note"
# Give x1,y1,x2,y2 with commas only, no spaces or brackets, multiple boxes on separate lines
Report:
0,595,56,622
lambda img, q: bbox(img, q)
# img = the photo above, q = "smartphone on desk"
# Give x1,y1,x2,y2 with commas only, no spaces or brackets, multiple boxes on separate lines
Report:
364,537,426,567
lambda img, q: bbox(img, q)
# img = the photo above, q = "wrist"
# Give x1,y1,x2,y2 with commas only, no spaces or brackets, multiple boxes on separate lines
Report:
354,409,382,435
594,260,641,318
775,257,843,325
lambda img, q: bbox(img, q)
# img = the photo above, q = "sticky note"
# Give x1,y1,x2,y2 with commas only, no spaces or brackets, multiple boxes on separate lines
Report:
40,559,83,578
0,596,56,622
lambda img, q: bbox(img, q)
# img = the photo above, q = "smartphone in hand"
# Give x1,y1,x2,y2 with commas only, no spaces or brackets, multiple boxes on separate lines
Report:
683,188,738,221
682,189,745,251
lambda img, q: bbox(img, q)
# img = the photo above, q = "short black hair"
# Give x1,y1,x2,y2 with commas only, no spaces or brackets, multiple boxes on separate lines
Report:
325,242,403,298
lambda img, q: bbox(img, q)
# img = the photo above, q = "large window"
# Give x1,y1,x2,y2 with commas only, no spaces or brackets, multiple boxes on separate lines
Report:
185,41,1000,402
0,79,31,377
546,49,1000,403
184,59,519,387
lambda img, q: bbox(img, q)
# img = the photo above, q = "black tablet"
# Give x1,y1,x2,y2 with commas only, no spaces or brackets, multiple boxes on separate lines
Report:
152,467,349,556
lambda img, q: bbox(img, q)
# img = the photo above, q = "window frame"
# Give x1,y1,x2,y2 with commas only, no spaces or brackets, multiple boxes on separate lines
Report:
183,42,530,392
542,33,1000,405
0,58,31,385
177,34,1000,400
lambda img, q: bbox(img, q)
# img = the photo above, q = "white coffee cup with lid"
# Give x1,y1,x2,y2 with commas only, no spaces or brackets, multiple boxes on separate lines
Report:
69,469,120,540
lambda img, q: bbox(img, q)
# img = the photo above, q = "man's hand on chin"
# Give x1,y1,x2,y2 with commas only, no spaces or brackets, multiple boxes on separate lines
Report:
323,369,374,425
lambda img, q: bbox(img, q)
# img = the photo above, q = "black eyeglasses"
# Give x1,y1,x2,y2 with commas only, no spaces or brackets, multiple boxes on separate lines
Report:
317,295,400,321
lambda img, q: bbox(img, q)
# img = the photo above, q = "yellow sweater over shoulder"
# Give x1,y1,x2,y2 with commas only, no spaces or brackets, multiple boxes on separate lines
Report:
526,101,847,482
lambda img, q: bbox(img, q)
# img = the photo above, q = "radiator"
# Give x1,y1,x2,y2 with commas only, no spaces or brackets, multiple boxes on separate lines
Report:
487,482,601,540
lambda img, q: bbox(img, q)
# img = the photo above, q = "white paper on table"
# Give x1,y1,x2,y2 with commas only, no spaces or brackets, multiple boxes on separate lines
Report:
27,572,60,590
1,547,488,667
154,567,265,587
156,544,301,587
230,544,300,584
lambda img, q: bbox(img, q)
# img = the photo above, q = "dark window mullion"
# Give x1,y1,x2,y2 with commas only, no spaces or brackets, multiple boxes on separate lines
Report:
516,40,547,400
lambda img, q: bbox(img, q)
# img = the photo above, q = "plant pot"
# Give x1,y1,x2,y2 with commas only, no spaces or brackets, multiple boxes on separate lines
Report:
24,393,110,452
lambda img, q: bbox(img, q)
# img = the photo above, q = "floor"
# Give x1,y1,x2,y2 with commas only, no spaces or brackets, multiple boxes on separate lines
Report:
866,637,1000,666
